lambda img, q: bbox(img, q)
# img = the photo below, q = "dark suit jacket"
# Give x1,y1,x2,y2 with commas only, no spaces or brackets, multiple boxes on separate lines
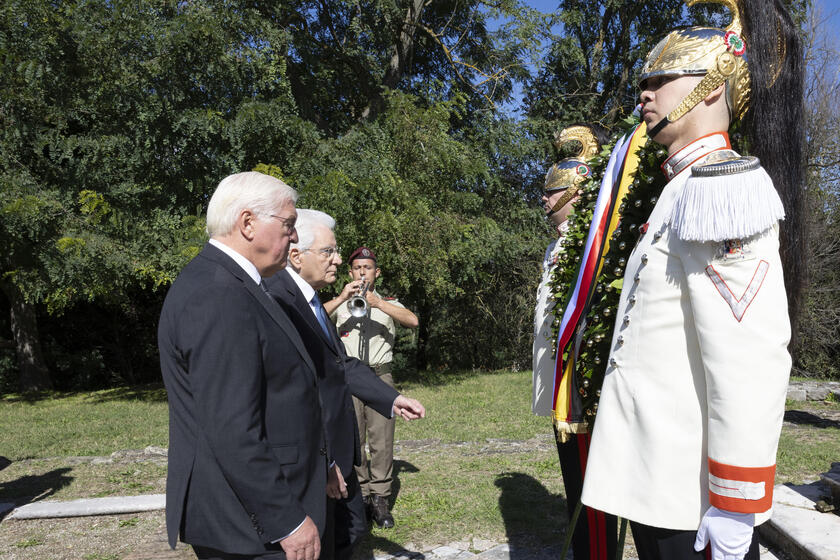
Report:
158,244,327,554
266,269,397,476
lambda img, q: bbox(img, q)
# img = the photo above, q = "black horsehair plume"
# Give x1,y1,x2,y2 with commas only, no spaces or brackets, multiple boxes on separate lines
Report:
740,0,806,348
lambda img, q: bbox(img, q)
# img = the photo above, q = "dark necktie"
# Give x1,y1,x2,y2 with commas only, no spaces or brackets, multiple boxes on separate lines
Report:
259,280,276,302
310,293,334,341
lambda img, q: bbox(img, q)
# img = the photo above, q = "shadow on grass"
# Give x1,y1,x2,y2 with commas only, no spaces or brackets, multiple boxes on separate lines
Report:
1,383,168,404
351,460,423,559
84,383,169,403
784,410,840,429
389,459,419,509
495,472,569,558
0,467,73,521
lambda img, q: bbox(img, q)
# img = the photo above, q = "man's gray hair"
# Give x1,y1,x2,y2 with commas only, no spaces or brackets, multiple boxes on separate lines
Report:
206,172,298,237
291,209,336,252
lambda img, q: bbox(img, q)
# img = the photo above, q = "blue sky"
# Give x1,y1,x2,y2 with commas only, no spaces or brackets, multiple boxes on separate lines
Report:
813,0,840,43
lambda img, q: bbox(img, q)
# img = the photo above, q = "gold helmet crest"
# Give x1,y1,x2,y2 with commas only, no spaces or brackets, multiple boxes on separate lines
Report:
543,126,600,214
640,0,753,127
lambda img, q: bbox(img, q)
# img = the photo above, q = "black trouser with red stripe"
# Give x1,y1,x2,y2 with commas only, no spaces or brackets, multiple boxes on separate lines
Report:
554,427,618,560
629,520,760,560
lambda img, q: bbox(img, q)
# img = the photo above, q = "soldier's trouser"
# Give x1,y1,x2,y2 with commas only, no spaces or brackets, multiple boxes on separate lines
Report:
630,520,759,560
554,427,618,560
352,362,395,498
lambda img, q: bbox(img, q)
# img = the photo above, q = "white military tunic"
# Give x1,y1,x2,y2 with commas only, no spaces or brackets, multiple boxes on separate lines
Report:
581,133,791,530
532,224,569,416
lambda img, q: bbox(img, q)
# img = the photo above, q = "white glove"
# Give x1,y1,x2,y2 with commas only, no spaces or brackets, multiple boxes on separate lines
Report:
694,506,755,560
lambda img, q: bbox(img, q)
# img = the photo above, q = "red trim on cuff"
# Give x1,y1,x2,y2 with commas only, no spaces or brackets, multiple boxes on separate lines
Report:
708,458,775,513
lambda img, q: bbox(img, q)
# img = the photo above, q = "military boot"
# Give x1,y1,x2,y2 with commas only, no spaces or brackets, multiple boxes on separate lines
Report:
370,495,394,529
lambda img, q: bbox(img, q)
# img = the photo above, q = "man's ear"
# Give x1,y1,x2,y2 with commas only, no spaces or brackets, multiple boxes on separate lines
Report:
374,267,381,279
288,247,303,269
238,210,257,241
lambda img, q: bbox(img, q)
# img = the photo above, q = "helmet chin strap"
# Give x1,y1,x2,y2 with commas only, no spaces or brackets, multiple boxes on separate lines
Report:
648,56,736,141
545,187,577,221
648,117,671,138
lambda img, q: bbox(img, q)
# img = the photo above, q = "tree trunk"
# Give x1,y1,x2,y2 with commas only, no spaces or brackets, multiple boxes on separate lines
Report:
361,0,426,120
2,281,52,392
415,302,430,370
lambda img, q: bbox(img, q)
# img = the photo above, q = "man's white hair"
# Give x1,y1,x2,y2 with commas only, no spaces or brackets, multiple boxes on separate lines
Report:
291,209,336,252
206,172,298,237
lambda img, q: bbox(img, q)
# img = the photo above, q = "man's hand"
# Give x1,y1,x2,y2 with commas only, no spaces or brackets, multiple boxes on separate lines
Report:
339,279,366,303
280,516,321,560
326,463,348,500
393,395,426,421
365,289,383,309
694,506,754,560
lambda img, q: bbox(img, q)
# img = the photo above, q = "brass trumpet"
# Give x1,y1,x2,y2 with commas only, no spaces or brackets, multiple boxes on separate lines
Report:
347,276,370,318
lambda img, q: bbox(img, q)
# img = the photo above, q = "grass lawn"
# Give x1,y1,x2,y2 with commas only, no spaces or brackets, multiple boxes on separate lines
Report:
1,370,839,558
0,385,169,460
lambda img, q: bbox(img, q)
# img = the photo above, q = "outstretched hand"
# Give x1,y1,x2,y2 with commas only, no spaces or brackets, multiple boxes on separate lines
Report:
393,395,426,421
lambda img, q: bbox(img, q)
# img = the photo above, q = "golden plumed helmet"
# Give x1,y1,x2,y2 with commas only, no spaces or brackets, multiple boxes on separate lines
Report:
543,125,600,213
639,0,751,124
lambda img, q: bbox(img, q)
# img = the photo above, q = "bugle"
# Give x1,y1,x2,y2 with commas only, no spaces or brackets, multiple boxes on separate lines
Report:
347,277,370,318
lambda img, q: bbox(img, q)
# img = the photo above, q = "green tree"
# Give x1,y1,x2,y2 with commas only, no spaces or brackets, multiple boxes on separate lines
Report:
269,0,547,134
527,1,692,124
0,0,316,390
288,91,548,369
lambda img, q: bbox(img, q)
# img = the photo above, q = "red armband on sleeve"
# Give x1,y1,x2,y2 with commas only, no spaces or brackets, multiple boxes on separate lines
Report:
708,458,775,513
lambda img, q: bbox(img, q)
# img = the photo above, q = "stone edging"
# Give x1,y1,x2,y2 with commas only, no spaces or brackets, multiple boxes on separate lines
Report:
786,381,840,402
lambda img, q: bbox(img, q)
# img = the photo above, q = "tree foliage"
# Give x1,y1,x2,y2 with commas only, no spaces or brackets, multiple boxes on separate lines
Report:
1,0,317,389
796,3,840,378
286,91,546,369
0,0,835,390
529,1,680,121
274,0,546,133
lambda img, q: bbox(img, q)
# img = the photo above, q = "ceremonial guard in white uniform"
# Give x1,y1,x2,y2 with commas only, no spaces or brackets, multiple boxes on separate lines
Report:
532,126,618,560
532,126,598,416
581,1,805,559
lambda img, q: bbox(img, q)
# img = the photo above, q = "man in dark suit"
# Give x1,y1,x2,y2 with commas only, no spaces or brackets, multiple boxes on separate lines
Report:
158,172,325,560
267,209,425,560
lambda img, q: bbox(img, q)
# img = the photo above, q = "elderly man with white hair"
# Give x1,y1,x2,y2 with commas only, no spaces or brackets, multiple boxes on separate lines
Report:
266,209,425,560
159,172,325,560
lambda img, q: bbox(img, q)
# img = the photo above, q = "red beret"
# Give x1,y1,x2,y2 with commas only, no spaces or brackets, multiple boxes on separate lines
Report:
348,246,376,263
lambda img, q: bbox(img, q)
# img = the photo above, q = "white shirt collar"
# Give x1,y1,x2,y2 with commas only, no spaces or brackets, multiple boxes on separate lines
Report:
285,267,317,305
208,239,262,285
661,132,731,180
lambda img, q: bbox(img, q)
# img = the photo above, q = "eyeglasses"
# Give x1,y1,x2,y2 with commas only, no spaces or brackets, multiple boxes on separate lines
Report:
306,246,341,259
267,214,296,234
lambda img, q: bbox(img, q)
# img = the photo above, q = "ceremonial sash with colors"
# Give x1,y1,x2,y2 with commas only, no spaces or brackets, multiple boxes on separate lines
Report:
551,123,648,437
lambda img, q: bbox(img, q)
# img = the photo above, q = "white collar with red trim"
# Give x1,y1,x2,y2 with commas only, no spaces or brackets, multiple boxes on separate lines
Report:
661,132,731,180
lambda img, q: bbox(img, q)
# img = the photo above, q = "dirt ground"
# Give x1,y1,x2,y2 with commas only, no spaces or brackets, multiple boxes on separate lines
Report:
0,510,193,560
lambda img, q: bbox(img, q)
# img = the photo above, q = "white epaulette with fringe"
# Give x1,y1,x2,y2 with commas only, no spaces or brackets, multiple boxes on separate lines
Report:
669,152,785,242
